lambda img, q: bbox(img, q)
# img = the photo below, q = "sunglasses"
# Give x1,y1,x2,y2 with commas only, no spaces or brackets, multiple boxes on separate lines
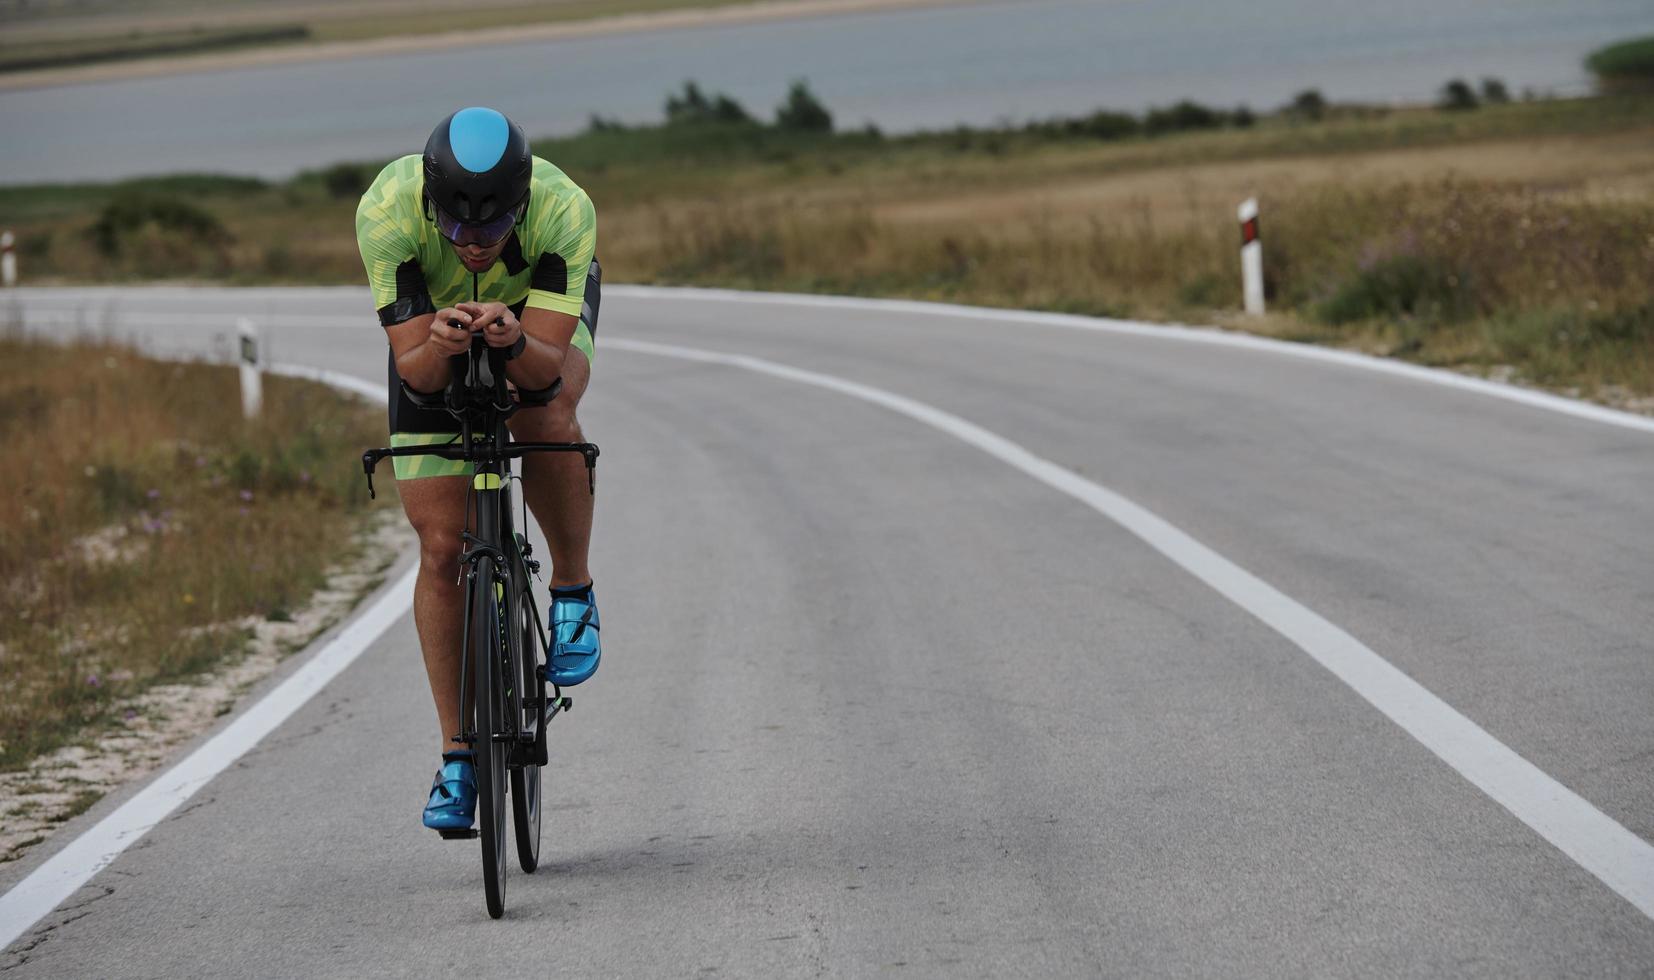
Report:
432,200,524,248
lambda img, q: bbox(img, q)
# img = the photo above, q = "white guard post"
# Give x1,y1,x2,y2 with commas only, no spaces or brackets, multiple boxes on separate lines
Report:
1,231,15,287
237,317,263,419
1237,198,1264,316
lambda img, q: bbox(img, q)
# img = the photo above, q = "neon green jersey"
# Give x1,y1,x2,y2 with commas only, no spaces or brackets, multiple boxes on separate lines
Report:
355,154,596,328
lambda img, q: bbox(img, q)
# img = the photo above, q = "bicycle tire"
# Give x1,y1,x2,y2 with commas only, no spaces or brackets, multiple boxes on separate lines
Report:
472,560,509,919
509,548,544,872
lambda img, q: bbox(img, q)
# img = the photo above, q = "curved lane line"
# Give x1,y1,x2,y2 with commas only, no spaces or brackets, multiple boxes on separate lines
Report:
606,335,1654,921
0,370,415,954
607,286,1654,435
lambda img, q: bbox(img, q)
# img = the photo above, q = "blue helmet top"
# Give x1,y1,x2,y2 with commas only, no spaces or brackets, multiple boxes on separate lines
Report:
423,107,532,226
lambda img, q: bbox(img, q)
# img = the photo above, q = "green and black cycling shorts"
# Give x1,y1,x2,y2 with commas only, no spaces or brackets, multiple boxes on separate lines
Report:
388,259,601,480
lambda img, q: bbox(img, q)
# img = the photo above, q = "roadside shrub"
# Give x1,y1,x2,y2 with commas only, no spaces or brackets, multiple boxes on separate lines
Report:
1586,35,1654,92
1025,109,1139,142
1438,78,1479,111
665,81,753,126
775,79,833,133
318,162,374,199
1287,89,1327,121
88,191,233,276
1143,100,1223,135
1231,105,1257,128
1317,253,1470,324
1480,77,1511,104
1076,109,1140,139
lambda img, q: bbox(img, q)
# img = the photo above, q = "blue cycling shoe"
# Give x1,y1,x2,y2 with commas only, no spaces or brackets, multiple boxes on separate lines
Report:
547,583,601,686
422,751,476,832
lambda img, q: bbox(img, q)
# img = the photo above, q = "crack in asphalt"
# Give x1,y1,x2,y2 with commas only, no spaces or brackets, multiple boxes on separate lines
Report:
1,885,115,971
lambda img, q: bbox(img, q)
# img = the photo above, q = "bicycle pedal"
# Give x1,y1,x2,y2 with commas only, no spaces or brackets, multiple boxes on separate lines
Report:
436,828,479,841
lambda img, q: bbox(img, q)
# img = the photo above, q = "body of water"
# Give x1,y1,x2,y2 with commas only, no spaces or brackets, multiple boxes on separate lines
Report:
1,0,1651,184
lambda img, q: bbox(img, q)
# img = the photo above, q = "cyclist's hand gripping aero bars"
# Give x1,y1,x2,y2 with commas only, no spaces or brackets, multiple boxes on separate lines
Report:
360,325,590,499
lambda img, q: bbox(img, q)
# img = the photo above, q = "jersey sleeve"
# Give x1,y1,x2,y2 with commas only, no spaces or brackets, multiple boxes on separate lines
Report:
523,188,597,319
355,161,435,326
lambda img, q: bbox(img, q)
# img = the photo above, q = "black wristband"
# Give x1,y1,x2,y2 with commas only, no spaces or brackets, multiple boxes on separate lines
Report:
503,333,528,360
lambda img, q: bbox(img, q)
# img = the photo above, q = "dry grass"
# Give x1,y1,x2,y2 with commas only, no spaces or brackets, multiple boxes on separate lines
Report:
596,177,1653,398
0,334,396,769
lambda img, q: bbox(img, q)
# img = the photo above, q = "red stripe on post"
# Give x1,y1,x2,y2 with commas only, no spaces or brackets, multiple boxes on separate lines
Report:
1240,217,1260,245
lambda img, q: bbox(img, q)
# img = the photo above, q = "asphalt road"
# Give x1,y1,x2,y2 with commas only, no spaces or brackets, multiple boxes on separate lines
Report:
3,286,1652,977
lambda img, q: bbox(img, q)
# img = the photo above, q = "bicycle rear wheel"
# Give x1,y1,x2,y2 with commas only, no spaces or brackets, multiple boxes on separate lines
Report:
509,553,544,872
472,561,509,919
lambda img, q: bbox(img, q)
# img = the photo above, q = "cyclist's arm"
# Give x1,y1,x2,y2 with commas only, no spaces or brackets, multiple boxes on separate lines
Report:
504,306,576,391
385,311,474,393
508,184,594,390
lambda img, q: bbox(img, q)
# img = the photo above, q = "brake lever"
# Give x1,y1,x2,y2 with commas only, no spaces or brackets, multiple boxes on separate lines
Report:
361,451,380,499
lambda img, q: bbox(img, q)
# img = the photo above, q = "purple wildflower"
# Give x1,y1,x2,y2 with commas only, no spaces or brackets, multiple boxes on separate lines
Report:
239,489,254,502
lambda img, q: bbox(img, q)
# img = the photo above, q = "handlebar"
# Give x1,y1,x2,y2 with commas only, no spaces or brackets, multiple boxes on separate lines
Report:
401,324,562,417
364,323,593,500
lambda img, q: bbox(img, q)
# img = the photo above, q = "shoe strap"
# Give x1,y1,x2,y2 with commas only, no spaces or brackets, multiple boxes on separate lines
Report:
565,602,597,645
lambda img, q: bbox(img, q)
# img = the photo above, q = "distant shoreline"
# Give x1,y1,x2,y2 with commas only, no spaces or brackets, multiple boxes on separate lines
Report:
0,0,979,93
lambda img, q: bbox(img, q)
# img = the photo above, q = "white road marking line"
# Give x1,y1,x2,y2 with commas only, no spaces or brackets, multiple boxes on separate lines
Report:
608,335,1654,921
606,286,1654,435
0,371,414,953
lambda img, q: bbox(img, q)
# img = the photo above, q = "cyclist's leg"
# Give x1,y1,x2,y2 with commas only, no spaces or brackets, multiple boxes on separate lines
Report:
387,349,475,751
508,261,601,685
398,475,471,751
507,351,592,587
507,258,599,589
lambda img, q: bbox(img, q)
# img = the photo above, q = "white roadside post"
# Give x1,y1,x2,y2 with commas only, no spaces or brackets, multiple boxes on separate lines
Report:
1238,198,1264,316
1,231,16,287
237,317,263,419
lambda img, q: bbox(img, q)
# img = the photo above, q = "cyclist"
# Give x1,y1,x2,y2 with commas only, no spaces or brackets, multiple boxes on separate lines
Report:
355,107,602,833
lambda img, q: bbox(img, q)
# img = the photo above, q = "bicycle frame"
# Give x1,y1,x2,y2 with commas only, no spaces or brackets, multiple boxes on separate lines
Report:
361,333,598,760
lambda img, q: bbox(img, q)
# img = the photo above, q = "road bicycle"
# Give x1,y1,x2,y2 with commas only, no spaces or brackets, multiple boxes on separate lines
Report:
362,329,598,919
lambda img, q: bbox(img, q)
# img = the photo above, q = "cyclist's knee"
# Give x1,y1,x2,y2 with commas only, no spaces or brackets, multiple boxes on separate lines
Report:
400,477,468,571
511,402,580,442
412,521,462,567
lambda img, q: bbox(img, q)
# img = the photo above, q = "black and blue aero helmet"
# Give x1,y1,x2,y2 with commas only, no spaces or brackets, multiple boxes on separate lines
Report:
423,107,532,245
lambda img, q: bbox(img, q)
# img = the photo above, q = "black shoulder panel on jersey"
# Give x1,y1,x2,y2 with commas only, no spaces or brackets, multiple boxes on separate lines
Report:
395,258,427,298
500,233,529,275
532,252,568,294
378,295,436,326
378,259,435,326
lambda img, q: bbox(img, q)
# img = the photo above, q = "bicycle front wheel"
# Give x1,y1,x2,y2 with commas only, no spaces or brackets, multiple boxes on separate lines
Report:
509,559,544,873
472,560,509,919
